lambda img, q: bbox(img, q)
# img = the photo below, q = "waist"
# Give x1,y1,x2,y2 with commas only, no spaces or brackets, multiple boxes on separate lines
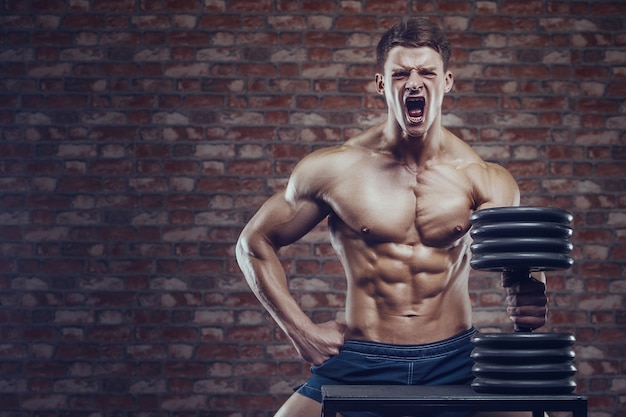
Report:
341,327,476,359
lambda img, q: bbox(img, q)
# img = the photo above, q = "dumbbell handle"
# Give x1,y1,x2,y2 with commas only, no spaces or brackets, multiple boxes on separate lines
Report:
503,269,534,333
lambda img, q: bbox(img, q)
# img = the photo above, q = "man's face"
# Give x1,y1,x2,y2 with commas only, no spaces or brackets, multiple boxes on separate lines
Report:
376,46,453,138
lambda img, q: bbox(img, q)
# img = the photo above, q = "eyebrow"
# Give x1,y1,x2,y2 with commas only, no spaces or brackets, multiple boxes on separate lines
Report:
390,65,438,72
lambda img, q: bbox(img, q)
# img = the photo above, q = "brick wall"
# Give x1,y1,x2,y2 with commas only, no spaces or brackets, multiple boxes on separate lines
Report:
0,0,625,416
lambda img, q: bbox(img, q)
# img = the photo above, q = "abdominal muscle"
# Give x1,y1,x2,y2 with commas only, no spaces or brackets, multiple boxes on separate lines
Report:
340,239,473,345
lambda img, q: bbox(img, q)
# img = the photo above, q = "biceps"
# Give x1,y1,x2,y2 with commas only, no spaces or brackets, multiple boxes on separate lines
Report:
244,191,329,249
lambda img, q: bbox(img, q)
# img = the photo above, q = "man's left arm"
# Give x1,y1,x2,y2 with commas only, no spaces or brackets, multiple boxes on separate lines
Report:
472,161,548,331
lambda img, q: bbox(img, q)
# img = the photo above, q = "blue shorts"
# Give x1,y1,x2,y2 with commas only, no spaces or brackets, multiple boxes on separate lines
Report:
296,327,477,417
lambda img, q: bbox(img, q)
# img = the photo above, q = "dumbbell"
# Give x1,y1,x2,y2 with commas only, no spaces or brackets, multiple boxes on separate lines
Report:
468,206,577,395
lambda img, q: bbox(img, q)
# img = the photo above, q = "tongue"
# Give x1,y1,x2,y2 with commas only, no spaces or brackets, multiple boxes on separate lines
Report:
409,108,423,117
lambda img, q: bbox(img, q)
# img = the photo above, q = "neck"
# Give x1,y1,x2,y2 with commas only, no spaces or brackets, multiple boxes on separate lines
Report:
382,118,445,167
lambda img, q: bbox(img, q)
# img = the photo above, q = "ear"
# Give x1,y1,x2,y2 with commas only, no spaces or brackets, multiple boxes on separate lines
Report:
444,70,454,93
375,73,385,95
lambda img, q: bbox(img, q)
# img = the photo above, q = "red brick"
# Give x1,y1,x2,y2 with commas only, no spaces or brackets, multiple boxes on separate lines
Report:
181,260,223,274
237,63,276,77
574,66,610,80
471,16,514,31
55,344,100,360
197,14,241,29
501,0,543,14
163,0,200,11
61,15,105,29
93,0,135,12
596,163,626,176
591,2,626,15
227,160,272,175
0,144,34,157
522,97,567,110
511,65,550,78
168,31,210,45
30,0,64,11
335,16,377,31
456,96,499,110
364,0,410,13
95,394,135,409
437,1,473,14
89,160,133,175
320,96,361,109
598,328,626,343
228,0,270,12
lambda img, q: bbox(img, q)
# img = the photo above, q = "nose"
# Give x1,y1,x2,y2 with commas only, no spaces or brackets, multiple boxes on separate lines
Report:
407,71,422,92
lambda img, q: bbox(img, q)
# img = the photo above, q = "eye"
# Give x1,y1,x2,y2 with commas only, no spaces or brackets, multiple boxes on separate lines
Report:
392,71,409,79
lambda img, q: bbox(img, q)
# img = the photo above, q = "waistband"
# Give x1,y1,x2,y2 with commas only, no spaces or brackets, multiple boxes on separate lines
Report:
341,327,476,359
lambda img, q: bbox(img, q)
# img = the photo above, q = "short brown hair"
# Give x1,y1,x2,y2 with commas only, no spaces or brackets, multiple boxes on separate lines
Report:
376,18,451,71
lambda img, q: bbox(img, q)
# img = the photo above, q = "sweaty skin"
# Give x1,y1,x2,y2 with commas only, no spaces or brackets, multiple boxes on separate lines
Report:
236,45,546,417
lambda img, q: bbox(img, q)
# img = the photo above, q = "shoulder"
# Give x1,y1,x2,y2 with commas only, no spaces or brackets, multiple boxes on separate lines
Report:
286,143,369,201
293,143,367,178
286,124,385,203
464,159,520,209
443,131,520,209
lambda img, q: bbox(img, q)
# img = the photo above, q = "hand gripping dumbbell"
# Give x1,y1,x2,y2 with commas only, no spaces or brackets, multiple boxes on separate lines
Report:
468,207,577,395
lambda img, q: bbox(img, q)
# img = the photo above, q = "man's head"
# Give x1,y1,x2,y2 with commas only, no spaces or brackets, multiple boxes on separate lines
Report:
376,18,451,72
375,18,454,139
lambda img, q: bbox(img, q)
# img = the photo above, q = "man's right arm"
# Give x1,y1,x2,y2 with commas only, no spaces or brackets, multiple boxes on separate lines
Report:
236,176,346,365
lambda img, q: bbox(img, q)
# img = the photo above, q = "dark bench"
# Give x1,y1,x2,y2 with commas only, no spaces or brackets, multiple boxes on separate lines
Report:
321,385,587,417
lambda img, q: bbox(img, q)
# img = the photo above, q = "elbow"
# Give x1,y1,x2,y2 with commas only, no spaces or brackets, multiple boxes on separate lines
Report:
235,229,258,290
235,228,253,265
235,226,271,265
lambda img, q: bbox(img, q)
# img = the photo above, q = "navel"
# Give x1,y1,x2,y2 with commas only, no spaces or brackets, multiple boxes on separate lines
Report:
361,226,370,234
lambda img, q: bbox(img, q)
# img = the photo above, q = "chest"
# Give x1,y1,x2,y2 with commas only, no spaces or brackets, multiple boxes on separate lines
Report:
328,162,474,247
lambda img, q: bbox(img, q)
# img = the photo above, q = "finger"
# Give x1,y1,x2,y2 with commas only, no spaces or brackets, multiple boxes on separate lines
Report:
508,305,547,325
506,292,548,307
501,271,546,288
334,321,348,333
506,280,546,296
311,355,330,366
501,270,531,287
507,304,547,318
510,314,546,330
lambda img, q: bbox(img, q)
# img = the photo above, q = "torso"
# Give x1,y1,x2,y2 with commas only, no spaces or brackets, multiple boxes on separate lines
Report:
316,127,485,344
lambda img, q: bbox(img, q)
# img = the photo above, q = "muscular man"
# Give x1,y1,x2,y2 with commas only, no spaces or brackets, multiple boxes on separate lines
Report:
236,18,548,417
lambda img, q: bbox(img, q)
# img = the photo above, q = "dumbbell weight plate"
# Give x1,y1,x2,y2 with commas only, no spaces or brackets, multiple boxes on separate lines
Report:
470,237,573,254
472,362,577,380
471,378,577,395
470,252,574,271
470,222,573,239
471,347,575,364
471,332,575,350
470,207,573,224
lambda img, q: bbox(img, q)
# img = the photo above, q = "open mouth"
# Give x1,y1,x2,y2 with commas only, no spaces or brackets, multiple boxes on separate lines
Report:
406,96,425,123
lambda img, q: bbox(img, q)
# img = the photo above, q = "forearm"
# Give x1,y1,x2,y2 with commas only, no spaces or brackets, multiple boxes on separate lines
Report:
234,186,343,363
235,234,314,339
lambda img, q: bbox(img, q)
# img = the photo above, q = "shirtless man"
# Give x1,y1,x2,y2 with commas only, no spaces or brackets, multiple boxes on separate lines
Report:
236,18,548,417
